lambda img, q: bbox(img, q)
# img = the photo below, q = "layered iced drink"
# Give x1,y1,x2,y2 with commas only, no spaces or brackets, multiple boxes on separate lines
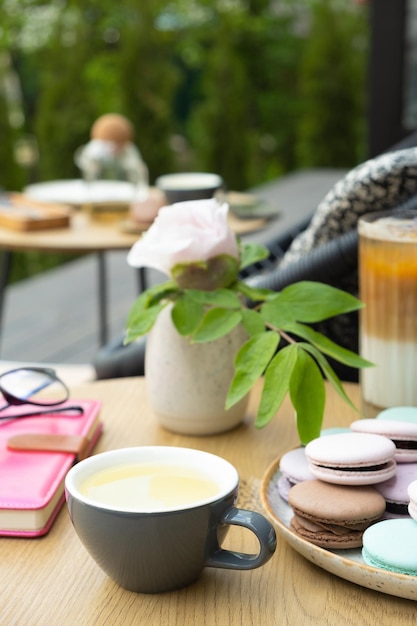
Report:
359,210,417,416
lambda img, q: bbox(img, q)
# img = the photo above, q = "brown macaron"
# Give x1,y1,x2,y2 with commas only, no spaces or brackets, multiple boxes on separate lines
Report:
288,479,386,549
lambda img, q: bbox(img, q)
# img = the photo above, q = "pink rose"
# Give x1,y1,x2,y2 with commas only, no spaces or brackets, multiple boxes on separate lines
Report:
127,199,239,283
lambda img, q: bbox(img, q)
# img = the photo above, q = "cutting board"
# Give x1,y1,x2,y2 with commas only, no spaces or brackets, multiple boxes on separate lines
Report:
0,193,71,231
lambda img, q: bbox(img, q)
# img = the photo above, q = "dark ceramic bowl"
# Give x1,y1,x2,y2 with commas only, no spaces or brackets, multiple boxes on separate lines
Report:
155,172,223,204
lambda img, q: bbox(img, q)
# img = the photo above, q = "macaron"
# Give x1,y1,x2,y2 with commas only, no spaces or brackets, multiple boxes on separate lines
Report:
350,418,417,463
288,479,386,549
377,406,417,424
362,518,417,575
407,479,417,521
320,427,351,436
375,463,417,517
277,447,315,502
305,432,397,485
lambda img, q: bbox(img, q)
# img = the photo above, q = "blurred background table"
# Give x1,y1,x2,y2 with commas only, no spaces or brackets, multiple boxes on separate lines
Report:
0,208,140,348
0,169,347,363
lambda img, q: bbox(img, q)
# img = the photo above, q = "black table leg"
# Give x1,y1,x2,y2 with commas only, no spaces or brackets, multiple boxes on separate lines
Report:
98,255,147,348
97,252,108,346
0,251,12,354
136,267,147,294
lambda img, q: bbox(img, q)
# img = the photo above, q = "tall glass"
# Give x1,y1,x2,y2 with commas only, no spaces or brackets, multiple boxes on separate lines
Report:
358,209,417,417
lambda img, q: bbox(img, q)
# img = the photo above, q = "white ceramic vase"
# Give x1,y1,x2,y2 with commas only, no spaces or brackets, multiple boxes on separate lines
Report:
145,305,249,435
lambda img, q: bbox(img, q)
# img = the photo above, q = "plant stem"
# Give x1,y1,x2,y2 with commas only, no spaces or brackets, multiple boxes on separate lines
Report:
264,321,296,346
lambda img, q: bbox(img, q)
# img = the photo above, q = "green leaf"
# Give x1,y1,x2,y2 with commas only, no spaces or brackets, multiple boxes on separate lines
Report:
235,280,274,304
124,303,166,343
186,288,241,308
126,281,178,327
260,293,296,328
301,343,360,414
278,281,364,322
226,332,280,408
171,294,205,336
125,280,180,342
289,348,325,444
192,308,242,343
240,308,266,337
256,344,298,428
239,242,269,270
286,321,373,369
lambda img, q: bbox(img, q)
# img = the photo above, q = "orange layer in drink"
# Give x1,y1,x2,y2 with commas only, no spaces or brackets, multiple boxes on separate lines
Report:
359,223,417,342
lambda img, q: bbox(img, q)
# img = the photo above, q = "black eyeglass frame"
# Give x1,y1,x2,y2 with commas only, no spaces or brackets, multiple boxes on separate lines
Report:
0,366,70,407
0,366,83,420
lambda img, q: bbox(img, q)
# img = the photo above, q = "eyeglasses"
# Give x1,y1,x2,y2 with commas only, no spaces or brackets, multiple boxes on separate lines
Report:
0,367,84,420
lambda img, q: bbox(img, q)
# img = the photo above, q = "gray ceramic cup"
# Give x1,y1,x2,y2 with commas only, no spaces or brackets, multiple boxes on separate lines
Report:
65,446,276,593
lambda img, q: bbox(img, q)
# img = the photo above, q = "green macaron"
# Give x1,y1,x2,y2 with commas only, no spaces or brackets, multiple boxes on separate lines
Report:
377,407,417,424
362,518,417,575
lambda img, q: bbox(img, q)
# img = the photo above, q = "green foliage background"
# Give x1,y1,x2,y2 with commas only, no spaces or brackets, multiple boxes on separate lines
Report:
0,0,369,282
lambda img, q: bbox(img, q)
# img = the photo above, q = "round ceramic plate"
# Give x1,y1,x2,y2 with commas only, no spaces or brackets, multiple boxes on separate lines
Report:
25,179,137,205
260,455,417,602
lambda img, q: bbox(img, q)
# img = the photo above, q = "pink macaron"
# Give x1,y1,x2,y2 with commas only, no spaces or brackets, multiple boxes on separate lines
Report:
305,432,397,486
407,480,417,521
277,447,315,502
350,418,417,463
375,463,417,517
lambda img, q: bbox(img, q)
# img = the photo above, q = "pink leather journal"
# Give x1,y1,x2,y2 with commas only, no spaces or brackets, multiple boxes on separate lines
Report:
0,399,102,537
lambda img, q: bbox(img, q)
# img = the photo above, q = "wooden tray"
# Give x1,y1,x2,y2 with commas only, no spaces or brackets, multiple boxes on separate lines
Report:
0,193,71,231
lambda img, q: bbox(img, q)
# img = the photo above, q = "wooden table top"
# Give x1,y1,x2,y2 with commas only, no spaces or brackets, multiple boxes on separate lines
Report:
0,206,268,254
0,211,140,254
1,377,416,625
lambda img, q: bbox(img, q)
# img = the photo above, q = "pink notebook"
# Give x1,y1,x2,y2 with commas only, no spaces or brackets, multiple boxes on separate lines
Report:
0,399,102,537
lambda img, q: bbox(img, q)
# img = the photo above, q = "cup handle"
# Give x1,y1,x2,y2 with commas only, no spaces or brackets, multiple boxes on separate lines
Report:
206,507,276,570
